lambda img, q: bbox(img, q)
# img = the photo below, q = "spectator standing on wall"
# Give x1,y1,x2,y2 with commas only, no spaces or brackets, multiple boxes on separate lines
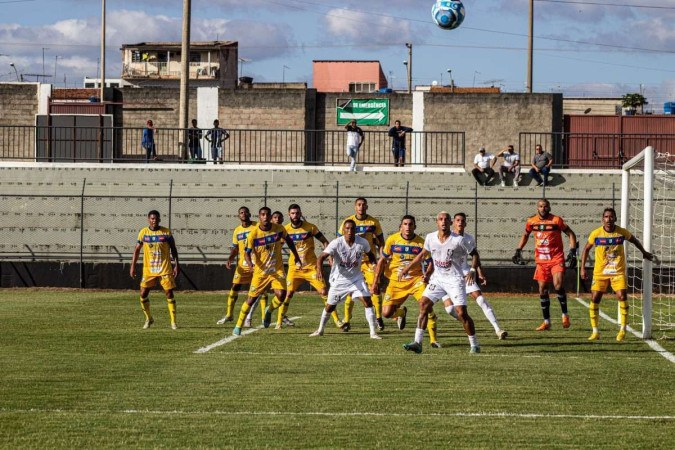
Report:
471,146,496,186
187,119,203,161
142,119,158,162
529,144,554,187
494,144,521,187
388,120,413,167
205,119,229,164
345,120,364,172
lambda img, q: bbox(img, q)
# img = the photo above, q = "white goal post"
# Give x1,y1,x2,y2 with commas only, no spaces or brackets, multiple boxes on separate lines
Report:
621,146,674,340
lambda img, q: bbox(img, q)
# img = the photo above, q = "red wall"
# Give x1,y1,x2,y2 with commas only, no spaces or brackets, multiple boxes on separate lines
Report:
312,61,386,93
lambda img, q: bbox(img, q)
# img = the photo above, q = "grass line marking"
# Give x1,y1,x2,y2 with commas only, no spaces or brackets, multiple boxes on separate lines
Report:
1,408,672,421
575,297,675,363
194,316,301,354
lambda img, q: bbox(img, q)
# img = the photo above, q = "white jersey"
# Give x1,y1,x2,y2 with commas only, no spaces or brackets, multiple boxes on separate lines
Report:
502,151,520,168
424,231,476,283
323,235,370,287
473,153,494,169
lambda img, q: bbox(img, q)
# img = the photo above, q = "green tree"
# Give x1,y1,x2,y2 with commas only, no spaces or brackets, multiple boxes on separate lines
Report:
621,93,648,114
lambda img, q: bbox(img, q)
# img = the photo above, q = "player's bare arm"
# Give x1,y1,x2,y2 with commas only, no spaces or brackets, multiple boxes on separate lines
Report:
316,252,329,281
130,243,142,278
398,248,429,281
465,250,479,285
170,240,180,277
244,249,253,269
371,252,389,295
513,231,531,264
225,246,238,270
580,242,594,280
284,235,303,268
628,235,654,261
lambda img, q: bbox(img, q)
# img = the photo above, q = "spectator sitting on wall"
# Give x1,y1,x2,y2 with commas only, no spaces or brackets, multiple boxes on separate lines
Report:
494,144,521,188
388,120,413,167
142,119,158,162
529,144,553,187
471,146,496,186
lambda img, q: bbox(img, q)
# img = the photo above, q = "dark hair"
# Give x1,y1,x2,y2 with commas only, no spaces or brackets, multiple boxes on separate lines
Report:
288,203,301,212
355,197,367,204
238,206,250,213
259,206,271,215
603,207,617,217
343,219,356,228
454,212,467,220
401,214,416,226
148,210,160,218
272,211,283,217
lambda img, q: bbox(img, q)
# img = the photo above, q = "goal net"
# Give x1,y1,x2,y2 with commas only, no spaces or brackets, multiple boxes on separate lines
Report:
621,146,674,340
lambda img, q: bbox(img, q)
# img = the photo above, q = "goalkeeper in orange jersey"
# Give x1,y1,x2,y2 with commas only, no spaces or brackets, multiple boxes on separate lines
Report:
514,198,577,331
130,210,180,330
580,207,653,342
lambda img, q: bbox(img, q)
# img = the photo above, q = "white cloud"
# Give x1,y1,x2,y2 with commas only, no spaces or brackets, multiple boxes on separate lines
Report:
323,8,411,43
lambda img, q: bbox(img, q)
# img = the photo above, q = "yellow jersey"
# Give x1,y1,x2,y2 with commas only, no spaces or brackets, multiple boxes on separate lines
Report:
588,225,632,277
137,226,174,278
382,232,426,281
285,221,321,268
339,214,383,263
231,221,257,270
245,223,288,274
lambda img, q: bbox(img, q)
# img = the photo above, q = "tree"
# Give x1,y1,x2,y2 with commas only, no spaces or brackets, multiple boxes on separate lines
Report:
621,93,648,114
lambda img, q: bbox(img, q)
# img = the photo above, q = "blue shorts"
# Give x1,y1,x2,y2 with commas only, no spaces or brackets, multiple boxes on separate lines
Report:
392,147,406,160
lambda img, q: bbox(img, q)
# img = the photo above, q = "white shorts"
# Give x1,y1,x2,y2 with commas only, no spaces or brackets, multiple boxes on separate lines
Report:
422,278,467,306
327,279,370,306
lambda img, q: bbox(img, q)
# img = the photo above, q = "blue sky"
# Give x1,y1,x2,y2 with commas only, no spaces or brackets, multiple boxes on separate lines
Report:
1,0,674,110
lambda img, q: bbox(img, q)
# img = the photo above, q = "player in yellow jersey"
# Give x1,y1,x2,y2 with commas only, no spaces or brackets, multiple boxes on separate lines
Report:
130,210,180,330
339,197,385,332
282,203,343,329
218,206,267,325
580,207,653,341
372,215,441,346
232,206,302,335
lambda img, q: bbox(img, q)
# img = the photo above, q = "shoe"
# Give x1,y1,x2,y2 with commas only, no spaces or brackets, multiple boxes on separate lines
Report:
470,346,481,353
498,330,508,340
500,180,506,187
171,322,177,330
430,341,442,348
243,318,252,328
376,317,385,332
403,341,422,353
536,321,551,331
486,176,493,185
517,175,523,183
513,180,519,187
588,332,600,341
370,333,382,340
275,322,282,330
232,326,242,336
536,182,544,187
143,317,154,329
309,329,323,337
263,307,272,328
616,329,626,342
216,315,232,325
398,306,407,331
341,322,351,333
562,315,571,329
282,316,295,327
336,320,345,329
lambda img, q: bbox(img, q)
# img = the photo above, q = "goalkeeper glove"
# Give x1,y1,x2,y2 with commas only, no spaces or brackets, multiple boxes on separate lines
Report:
512,249,526,265
566,247,578,269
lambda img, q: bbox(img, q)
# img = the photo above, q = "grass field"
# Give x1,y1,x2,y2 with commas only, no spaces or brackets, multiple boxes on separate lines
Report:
0,288,673,449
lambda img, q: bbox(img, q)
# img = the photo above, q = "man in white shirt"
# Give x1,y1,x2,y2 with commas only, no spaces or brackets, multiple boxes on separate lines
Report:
494,144,521,187
345,120,364,172
399,211,481,353
310,219,381,339
471,146,496,186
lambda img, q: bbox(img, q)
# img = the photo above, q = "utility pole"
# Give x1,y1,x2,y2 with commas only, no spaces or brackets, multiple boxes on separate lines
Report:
54,55,59,86
42,47,49,83
178,0,191,160
100,0,106,100
405,43,412,94
526,0,533,93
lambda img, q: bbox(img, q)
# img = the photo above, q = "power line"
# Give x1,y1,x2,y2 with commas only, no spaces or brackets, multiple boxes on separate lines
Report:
534,0,675,10
0,0,36,3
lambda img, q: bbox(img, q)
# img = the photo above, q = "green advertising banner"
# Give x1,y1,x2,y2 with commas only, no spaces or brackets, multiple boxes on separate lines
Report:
336,98,389,126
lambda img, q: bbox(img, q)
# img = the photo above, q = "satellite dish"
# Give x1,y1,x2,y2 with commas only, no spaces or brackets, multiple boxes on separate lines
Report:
431,80,438,86
584,108,592,114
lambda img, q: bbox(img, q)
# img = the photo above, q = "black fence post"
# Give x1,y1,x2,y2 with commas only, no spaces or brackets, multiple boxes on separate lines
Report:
168,179,173,230
474,182,478,244
79,178,86,288
405,181,409,215
335,181,340,234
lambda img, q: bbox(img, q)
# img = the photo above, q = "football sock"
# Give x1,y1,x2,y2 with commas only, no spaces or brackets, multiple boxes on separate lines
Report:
167,298,176,324
414,327,425,345
589,301,599,330
468,334,479,348
259,295,267,321
476,295,500,333
540,295,551,322
322,295,341,325
317,309,330,333
277,300,290,325
269,295,283,312
140,297,151,320
392,307,405,319
225,290,238,317
372,294,382,319
427,312,438,343
445,304,458,319
364,307,377,335
246,296,260,321
344,295,354,323
619,300,629,328
556,289,568,315
236,302,252,328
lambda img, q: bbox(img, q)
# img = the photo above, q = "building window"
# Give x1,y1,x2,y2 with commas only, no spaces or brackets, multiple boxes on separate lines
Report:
84,83,95,88
131,51,141,63
190,52,201,63
349,82,376,93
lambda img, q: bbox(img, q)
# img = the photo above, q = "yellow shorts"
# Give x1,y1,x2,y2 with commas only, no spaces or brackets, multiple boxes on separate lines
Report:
249,269,286,298
287,266,326,292
141,273,177,291
383,277,426,306
232,265,254,285
591,275,627,293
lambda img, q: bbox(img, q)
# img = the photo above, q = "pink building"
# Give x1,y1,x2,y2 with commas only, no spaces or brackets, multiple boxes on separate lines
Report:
312,60,388,93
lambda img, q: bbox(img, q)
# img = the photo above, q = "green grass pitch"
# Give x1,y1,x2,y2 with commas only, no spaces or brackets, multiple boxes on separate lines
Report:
0,289,673,449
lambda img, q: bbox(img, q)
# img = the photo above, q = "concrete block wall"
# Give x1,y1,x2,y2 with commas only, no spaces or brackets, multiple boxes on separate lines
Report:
0,83,40,161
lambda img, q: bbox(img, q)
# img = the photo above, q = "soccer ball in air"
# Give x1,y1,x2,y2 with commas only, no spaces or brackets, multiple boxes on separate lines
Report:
431,0,465,30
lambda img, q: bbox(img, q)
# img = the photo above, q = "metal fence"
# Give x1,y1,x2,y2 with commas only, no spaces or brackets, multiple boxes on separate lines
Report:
0,180,620,275
0,125,465,166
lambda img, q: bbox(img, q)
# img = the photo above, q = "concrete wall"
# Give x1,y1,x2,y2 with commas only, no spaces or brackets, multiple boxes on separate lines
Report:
0,83,40,160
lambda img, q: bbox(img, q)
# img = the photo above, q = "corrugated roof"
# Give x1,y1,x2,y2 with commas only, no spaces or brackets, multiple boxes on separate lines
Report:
121,41,236,49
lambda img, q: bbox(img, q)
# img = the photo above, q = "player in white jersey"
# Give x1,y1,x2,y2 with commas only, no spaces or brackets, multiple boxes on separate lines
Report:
309,220,381,339
436,213,507,340
399,212,481,353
